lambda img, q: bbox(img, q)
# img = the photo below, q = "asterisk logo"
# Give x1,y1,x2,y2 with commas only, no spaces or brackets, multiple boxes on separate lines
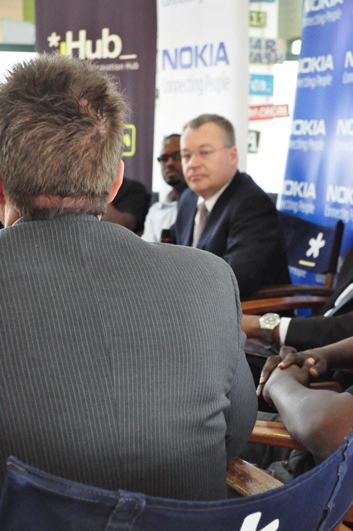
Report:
240,512,279,531
306,232,326,259
48,32,61,48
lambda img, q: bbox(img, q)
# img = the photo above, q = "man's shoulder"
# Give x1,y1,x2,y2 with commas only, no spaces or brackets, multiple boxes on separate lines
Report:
146,200,163,215
178,188,197,207
213,172,273,216
231,171,272,200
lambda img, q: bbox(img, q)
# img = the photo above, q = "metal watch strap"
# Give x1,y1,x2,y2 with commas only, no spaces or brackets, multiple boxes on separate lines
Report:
261,328,274,344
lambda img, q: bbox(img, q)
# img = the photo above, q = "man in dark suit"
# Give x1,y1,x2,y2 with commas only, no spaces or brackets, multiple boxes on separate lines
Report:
0,54,256,501
242,244,353,352
175,114,290,296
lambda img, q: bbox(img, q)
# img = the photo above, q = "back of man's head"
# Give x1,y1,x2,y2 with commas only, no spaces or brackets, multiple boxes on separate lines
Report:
0,53,128,219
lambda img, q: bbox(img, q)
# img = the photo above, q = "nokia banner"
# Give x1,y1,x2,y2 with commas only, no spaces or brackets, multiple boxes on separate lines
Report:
35,0,157,190
154,0,249,194
278,0,353,285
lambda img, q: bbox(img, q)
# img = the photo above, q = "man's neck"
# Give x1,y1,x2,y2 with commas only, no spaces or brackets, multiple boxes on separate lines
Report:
172,184,187,201
197,179,233,210
3,203,20,227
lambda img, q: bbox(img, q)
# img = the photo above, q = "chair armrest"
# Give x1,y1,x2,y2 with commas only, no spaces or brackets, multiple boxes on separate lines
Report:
310,381,345,393
241,285,334,301
241,296,328,315
249,421,306,451
227,458,282,496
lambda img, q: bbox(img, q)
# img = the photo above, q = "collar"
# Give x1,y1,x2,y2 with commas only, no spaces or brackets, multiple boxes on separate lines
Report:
160,190,177,207
196,180,232,213
13,213,100,225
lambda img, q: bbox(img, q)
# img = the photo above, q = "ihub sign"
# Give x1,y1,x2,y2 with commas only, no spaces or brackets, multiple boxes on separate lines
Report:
162,42,229,70
48,28,122,60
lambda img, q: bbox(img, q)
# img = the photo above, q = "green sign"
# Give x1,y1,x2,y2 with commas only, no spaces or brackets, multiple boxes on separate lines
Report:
249,11,267,28
23,0,35,23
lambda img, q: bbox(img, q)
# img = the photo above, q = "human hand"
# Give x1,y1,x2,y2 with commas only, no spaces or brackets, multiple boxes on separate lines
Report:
277,346,329,379
256,355,281,397
262,364,311,405
256,345,329,397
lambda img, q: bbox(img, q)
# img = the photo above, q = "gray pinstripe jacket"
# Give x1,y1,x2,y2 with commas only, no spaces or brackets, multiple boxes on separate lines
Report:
0,214,256,501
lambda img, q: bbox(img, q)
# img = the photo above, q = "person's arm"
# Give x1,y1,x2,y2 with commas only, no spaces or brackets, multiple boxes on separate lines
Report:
242,314,280,344
256,337,353,396
263,365,353,463
277,337,353,376
223,194,284,295
285,312,353,351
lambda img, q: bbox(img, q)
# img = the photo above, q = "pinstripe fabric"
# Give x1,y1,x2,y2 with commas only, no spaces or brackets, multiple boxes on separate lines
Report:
0,214,257,501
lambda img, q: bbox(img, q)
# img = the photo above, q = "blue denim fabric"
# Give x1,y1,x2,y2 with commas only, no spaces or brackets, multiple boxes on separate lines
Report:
1,429,353,531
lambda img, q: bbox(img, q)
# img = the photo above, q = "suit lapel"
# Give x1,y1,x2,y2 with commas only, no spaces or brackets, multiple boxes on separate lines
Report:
182,193,198,246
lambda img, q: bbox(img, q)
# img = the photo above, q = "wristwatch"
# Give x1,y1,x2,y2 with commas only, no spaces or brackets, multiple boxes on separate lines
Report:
259,313,281,344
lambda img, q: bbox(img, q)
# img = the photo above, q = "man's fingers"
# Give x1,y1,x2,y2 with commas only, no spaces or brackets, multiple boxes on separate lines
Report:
256,383,264,397
278,355,298,369
279,346,297,360
309,367,319,378
257,356,281,397
278,351,308,370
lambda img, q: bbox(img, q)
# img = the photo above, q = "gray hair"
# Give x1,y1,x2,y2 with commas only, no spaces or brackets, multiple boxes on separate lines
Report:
182,114,236,146
0,53,129,219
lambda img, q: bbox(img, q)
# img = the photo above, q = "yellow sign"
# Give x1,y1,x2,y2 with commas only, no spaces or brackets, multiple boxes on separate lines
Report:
123,125,136,157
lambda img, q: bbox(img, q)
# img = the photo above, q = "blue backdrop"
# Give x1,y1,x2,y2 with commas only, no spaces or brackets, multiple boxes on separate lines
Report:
277,0,352,285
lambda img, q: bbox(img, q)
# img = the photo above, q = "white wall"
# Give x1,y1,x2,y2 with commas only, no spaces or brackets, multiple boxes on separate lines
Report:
247,60,299,194
0,51,36,82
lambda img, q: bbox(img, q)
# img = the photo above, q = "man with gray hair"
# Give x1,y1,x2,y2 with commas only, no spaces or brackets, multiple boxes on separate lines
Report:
175,114,290,296
0,55,256,501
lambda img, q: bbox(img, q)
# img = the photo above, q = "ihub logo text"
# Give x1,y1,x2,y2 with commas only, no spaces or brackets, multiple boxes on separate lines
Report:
162,42,229,70
48,28,125,60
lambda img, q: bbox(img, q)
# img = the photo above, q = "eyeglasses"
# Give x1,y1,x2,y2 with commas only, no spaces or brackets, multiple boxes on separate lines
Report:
157,151,181,164
181,146,232,163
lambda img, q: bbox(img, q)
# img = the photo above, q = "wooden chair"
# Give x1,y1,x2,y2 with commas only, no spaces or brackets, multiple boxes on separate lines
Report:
242,293,330,315
242,214,344,310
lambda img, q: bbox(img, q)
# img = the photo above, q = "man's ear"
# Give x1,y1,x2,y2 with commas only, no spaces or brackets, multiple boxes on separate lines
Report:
230,146,238,168
108,160,124,204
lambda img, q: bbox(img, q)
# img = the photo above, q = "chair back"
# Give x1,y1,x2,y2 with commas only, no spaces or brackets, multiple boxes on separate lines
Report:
279,212,344,281
1,429,353,531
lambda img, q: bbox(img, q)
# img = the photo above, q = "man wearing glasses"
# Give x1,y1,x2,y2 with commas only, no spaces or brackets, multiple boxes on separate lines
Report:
142,134,187,242
175,114,290,296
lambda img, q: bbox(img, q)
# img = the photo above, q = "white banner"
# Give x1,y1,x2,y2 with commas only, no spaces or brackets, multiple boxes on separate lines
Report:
154,0,249,194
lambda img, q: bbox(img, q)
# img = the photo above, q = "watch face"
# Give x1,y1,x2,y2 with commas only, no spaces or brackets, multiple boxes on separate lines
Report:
260,313,281,330
266,315,278,326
